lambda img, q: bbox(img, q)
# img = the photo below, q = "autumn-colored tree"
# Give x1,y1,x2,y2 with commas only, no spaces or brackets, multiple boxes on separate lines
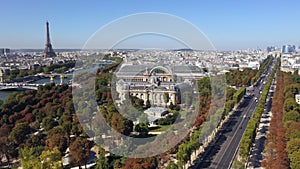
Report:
46,133,68,153
69,137,91,168
286,122,300,140
263,71,289,169
111,113,133,136
121,157,157,169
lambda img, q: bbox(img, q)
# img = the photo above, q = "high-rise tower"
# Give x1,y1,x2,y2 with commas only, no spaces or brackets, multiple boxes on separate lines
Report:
42,21,56,58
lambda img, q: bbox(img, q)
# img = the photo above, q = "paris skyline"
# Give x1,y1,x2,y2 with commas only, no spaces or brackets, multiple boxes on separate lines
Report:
1,0,300,50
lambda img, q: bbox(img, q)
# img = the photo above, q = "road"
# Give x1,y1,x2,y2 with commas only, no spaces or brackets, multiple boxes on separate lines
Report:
246,74,276,168
189,59,275,169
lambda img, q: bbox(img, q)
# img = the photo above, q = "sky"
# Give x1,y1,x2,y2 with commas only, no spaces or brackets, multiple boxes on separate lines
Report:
1,0,300,50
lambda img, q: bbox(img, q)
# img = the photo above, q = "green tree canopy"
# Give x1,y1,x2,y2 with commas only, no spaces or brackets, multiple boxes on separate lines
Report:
10,122,31,145
284,110,300,123
38,147,63,169
95,147,109,169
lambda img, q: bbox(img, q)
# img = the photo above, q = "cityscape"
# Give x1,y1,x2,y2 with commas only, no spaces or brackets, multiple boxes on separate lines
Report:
1,1,300,169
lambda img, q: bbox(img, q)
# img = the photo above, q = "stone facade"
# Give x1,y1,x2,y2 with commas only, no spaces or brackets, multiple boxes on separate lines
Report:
115,64,202,106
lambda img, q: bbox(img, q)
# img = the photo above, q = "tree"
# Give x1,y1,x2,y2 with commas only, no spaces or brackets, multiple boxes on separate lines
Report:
226,87,236,101
145,99,151,109
169,101,175,110
25,133,45,148
286,122,300,140
289,150,300,169
197,77,211,92
48,126,67,138
0,136,15,166
139,113,149,125
46,134,68,154
224,100,235,115
121,157,157,169
111,113,133,135
95,148,109,169
163,93,170,108
39,147,63,169
294,70,299,76
10,122,31,145
284,110,300,123
233,87,246,104
158,113,178,125
134,98,144,109
19,146,44,169
71,121,84,136
166,162,179,169
183,91,192,107
287,138,300,156
134,123,149,136
263,71,290,169
42,116,56,131
113,159,123,169
69,137,91,168
283,98,298,113
123,118,134,136
43,67,50,73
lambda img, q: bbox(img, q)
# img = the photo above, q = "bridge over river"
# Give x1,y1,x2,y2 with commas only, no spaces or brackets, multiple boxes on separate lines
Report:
0,83,41,91
0,73,73,91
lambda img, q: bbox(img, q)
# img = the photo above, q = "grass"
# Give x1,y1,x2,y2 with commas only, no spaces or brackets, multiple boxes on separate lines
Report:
149,125,172,132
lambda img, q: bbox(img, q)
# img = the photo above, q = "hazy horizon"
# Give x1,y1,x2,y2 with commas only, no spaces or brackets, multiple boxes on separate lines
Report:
1,0,300,50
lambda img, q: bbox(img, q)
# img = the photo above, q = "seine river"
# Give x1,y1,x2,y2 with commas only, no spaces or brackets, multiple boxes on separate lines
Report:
0,76,72,101
0,61,114,101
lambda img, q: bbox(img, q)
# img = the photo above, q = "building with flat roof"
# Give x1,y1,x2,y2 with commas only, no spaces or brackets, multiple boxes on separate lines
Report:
0,48,10,56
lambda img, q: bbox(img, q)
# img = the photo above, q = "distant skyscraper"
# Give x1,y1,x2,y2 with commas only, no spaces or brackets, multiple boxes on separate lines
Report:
42,21,56,58
267,46,275,53
282,45,296,54
0,48,10,56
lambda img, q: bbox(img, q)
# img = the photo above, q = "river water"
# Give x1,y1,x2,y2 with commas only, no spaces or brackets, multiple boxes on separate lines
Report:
0,76,73,101
0,91,12,100
0,61,114,101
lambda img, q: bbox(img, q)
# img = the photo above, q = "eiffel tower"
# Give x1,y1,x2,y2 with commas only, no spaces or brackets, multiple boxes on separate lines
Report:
42,21,56,58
